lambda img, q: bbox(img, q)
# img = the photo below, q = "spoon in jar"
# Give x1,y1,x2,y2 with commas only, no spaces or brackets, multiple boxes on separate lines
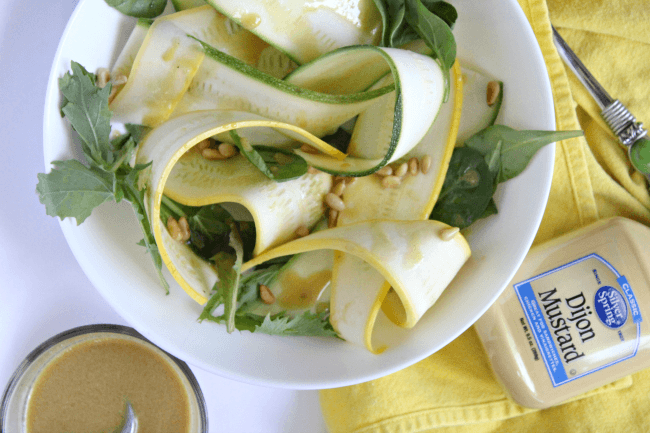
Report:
552,26,650,182
114,402,137,433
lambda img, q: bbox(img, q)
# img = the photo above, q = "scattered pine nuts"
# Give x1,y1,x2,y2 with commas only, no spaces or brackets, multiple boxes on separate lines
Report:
295,225,310,237
96,68,110,88
376,166,393,176
408,157,419,176
202,148,226,160
300,144,319,154
332,181,346,196
381,175,401,188
440,227,460,241
259,284,276,304
487,81,500,106
328,209,339,228
420,155,432,174
167,216,183,242
218,143,237,158
325,192,345,211
178,216,191,242
394,162,408,177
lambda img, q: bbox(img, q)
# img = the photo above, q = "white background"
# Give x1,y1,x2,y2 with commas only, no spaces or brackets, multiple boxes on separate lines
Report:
0,0,328,430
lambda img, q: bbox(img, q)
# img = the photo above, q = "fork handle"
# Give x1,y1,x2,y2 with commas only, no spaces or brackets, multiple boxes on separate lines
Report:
552,26,613,108
552,26,650,179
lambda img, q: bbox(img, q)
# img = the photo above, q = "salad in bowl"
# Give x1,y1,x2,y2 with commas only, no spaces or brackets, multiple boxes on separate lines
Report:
38,0,577,386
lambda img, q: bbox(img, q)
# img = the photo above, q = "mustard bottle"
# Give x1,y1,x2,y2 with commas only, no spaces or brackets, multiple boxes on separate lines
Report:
475,217,650,409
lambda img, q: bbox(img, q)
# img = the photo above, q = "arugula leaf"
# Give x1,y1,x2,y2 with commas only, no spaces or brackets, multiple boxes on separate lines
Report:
36,160,117,225
104,0,167,18
229,130,308,182
255,311,338,338
465,125,583,183
38,61,168,292
124,123,152,143
59,62,114,170
254,146,309,182
236,262,289,312
212,222,244,333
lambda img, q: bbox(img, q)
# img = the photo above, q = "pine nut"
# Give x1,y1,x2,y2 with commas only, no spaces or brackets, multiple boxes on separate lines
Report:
325,193,345,211
202,148,226,160
440,227,460,241
295,225,310,237
167,216,183,242
333,176,347,183
300,144,319,154
344,177,356,185
376,166,393,176
218,143,237,158
195,139,211,152
259,284,275,304
307,166,320,174
408,157,419,176
486,81,500,106
112,74,128,86
96,68,110,88
381,176,401,188
178,216,191,242
394,162,408,177
420,155,432,174
332,181,346,196
328,209,339,228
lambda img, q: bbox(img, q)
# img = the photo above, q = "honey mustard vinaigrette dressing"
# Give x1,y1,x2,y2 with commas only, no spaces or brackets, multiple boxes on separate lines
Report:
277,268,332,309
26,337,192,433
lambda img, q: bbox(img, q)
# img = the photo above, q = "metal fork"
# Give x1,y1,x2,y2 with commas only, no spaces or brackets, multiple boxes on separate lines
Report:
552,26,650,181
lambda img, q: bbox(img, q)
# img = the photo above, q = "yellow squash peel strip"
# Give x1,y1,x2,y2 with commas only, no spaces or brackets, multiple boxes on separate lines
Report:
333,61,464,335
242,220,471,352
136,110,340,304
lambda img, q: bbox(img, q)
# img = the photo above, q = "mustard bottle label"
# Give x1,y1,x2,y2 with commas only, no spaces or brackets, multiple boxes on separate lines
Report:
514,253,643,387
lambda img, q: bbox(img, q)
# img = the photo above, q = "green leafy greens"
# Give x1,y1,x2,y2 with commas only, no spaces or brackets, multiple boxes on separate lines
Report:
199,255,337,337
373,0,457,98
36,61,167,292
104,0,168,18
229,130,309,182
430,126,584,228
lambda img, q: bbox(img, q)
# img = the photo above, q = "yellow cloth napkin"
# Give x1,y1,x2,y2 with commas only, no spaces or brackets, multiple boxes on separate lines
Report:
320,0,650,431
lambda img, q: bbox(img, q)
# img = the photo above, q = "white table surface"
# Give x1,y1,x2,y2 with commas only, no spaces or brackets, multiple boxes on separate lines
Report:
0,0,328,431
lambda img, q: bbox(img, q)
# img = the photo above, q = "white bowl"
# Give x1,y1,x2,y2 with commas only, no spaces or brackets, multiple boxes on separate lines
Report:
43,0,555,389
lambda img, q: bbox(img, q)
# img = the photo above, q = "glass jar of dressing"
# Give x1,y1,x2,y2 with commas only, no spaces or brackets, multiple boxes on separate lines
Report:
475,217,650,409
1,324,207,432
